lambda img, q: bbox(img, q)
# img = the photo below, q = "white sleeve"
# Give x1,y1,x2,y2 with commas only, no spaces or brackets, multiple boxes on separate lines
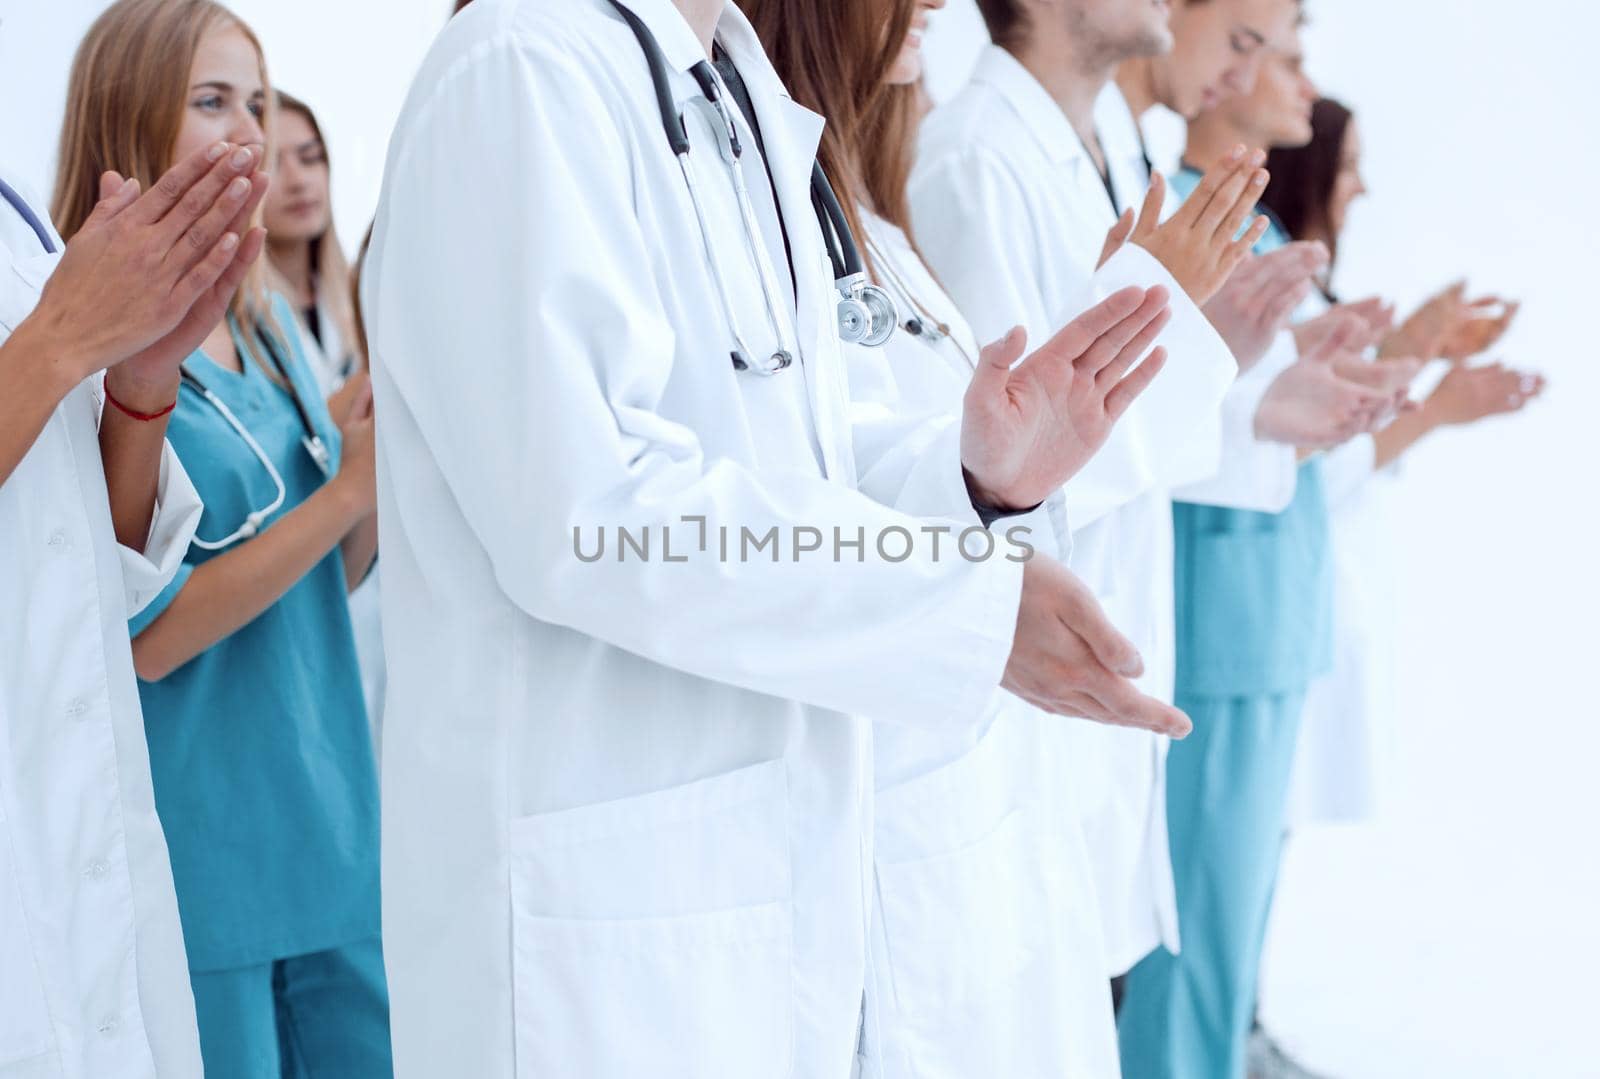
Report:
1173,329,1299,511
117,438,203,617
365,36,1022,731
1320,434,1376,509
911,150,1234,530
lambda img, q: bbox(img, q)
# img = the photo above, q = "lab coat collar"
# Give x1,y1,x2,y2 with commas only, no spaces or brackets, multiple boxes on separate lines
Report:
604,0,714,73
970,45,1090,170
1094,83,1144,165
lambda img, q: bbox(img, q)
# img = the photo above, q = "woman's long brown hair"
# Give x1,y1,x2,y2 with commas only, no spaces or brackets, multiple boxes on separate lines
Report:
52,0,279,351
737,0,920,280
1262,97,1355,264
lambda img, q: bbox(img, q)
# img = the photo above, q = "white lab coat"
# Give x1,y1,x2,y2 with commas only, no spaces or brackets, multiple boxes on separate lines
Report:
1287,432,1393,826
1092,89,1300,515
852,213,1120,1079
911,48,1238,976
363,3,1027,1077
0,172,204,1078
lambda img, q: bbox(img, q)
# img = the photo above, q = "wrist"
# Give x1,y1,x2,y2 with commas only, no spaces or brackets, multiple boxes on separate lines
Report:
325,471,370,526
104,363,181,416
9,310,93,402
962,466,1014,515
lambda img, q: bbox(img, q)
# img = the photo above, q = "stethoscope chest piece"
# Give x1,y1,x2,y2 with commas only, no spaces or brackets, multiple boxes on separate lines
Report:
608,0,895,374
834,273,897,348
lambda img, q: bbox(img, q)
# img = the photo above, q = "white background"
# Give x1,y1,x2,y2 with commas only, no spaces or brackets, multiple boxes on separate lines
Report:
3,1,1597,1075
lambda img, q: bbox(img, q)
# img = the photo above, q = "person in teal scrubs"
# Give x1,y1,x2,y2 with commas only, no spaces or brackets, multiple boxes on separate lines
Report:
53,3,388,1075
1116,40,1335,1079
125,291,388,1077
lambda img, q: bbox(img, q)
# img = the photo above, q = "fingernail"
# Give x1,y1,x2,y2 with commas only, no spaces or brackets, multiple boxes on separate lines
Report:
1251,149,1267,165
207,142,229,162
1252,170,1267,187
231,146,254,169
227,176,250,199
1229,144,1245,161
119,177,138,195
220,232,239,252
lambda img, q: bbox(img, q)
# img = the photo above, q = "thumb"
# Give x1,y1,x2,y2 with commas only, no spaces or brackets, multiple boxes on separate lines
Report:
1098,208,1136,269
346,375,375,423
1131,172,1165,243
85,173,139,228
972,325,1027,385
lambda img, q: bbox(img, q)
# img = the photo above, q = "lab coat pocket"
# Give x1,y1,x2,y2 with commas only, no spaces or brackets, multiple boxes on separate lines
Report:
872,721,1109,1078
0,802,57,1069
508,759,794,1079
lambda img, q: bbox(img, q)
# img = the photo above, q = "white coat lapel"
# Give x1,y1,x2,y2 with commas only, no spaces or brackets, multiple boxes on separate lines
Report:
717,18,852,483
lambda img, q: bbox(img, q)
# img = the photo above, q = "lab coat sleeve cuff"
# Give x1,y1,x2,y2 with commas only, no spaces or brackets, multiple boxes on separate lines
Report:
1172,332,1299,511
128,560,193,639
120,440,203,618
912,555,1025,732
882,415,985,529
990,490,1070,564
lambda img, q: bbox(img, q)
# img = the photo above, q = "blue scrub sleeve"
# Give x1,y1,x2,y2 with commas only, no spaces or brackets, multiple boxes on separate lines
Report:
129,560,195,638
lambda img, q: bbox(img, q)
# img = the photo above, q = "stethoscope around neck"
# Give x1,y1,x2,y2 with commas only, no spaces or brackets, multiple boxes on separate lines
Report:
180,317,334,550
608,1,898,375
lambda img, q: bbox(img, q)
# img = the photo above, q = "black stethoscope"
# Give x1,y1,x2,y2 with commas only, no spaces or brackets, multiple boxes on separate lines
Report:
180,318,333,550
608,1,898,375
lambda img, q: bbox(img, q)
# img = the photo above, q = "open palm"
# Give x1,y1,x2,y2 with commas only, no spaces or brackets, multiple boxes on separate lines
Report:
961,286,1171,511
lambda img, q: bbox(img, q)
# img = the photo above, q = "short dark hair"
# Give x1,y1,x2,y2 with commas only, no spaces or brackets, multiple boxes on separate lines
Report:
975,0,1028,48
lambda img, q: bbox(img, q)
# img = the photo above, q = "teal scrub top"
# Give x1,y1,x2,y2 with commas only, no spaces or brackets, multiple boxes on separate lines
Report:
1168,167,1333,699
131,294,380,973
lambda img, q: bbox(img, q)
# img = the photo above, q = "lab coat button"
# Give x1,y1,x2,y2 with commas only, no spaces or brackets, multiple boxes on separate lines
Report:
66,697,90,719
46,528,69,550
96,1015,119,1036
84,860,109,880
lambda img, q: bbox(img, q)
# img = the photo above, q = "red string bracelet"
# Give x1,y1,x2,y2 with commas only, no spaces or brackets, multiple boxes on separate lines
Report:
104,382,178,422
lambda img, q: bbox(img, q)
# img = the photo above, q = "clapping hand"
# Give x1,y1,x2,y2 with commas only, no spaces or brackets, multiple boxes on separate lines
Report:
1128,147,1271,306
961,286,1171,511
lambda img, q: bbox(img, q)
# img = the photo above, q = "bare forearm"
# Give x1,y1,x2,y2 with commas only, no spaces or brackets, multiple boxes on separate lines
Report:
0,318,83,487
1372,406,1439,469
99,367,181,552
132,480,362,680
341,513,379,592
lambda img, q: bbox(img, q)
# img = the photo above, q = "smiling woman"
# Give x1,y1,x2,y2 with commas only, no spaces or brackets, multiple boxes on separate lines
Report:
52,0,277,349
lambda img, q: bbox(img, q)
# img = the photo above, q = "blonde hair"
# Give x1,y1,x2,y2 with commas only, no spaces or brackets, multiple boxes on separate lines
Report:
52,0,281,355
266,91,364,373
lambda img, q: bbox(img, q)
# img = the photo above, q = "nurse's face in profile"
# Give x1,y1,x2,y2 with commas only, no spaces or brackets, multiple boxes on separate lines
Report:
1327,119,1367,240
885,0,946,86
173,24,268,170
1162,0,1298,118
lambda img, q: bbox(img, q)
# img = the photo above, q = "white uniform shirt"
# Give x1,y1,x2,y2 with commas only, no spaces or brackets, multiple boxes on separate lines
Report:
363,4,1024,1077
912,47,1238,973
0,172,203,1078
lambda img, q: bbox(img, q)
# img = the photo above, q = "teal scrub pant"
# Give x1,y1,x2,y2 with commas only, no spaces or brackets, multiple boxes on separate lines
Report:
189,937,392,1078
1117,691,1306,1079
